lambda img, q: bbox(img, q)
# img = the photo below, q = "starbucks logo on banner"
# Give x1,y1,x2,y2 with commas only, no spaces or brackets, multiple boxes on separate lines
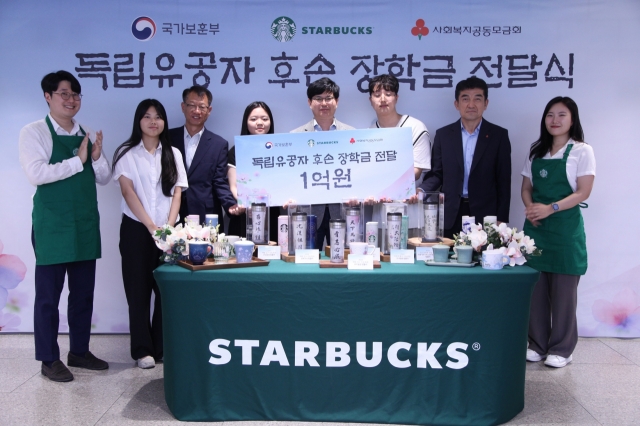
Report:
307,139,315,147
539,169,548,178
271,16,296,42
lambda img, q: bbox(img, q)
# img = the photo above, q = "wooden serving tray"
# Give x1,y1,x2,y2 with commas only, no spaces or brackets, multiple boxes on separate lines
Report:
407,237,455,248
319,260,381,268
177,257,269,271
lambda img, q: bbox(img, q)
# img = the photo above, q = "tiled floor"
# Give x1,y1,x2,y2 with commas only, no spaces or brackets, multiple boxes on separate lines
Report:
1,335,639,425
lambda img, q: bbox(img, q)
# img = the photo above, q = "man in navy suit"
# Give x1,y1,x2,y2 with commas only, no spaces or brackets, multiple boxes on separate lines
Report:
170,86,241,228
419,76,511,238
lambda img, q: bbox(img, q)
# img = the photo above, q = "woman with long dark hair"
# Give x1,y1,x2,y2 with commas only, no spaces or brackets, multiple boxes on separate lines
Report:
521,96,595,368
112,99,188,369
227,101,279,238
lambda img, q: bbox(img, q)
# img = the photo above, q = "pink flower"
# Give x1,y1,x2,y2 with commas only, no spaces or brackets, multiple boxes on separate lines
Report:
0,311,21,332
592,288,640,329
0,240,28,310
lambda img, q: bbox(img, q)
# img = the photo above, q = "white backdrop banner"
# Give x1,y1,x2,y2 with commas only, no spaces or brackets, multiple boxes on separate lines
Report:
0,0,638,336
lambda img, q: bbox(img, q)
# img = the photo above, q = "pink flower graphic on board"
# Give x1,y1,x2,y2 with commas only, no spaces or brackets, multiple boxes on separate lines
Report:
0,310,21,332
6,289,29,313
0,240,27,310
592,288,640,331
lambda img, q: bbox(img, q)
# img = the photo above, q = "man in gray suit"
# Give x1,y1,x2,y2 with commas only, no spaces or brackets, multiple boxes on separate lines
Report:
291,77,355,249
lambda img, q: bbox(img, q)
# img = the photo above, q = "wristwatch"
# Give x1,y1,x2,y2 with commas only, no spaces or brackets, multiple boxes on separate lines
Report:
552,203,560,212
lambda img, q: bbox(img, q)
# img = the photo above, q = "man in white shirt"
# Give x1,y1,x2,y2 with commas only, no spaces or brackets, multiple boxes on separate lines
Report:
19,70,111,382
291,78,355,249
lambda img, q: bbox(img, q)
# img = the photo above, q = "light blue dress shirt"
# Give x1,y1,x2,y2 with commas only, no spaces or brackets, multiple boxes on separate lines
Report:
461,120,482,197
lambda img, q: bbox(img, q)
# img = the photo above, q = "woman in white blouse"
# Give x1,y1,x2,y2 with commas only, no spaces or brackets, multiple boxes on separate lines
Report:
521,96,595,368
112,99,188,370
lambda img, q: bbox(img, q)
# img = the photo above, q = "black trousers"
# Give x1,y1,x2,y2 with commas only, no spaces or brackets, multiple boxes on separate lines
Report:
528,272,580,358
32,229,96,361
444,198,471,239
119,215,163,360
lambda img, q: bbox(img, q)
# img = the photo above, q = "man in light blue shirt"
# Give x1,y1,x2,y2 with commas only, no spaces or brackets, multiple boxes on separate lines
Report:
420,76,511,237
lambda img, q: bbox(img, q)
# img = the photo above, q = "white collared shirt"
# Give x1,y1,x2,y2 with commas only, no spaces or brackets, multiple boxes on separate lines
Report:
184,127,205,170
313,119,337,131
19,114,112,186
113,143,188,226
521,140,596,192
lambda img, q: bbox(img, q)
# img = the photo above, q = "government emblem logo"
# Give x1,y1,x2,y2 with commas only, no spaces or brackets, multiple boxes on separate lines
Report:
539,169,548,178
271,16,296,42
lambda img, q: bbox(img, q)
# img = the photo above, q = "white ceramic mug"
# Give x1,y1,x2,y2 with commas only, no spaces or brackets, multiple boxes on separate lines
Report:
349,242,375,255
482,249,510,270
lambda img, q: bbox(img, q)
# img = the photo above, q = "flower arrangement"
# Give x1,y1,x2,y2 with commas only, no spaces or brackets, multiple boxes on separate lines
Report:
454,222,541,266
153,221,221,264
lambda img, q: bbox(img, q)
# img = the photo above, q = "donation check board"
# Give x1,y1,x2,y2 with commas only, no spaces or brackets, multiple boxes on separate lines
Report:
234,127,415,206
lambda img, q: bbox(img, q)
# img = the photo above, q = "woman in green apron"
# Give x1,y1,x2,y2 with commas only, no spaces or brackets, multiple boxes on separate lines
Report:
112,99,188,370
521,96,596,368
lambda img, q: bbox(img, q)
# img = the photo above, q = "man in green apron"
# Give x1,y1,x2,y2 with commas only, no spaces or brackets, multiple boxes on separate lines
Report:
19,71,111,382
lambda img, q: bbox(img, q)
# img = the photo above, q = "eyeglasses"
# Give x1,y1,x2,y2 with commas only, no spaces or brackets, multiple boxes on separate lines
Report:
185,103,210,111
311,96,335,104
53,91,82,101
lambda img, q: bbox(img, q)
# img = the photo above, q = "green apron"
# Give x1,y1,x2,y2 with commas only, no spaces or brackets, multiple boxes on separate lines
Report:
32,116,101,265
524,143,587,275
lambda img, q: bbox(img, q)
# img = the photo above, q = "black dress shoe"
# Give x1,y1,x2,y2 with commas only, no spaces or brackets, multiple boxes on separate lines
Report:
41,360,74,382
67,351,109,370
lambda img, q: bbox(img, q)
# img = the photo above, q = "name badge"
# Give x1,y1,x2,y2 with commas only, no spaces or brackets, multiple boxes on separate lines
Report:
415,247,434,262
390,249,414,264
295,249,320,264
258,245,281,260
348,255,374,270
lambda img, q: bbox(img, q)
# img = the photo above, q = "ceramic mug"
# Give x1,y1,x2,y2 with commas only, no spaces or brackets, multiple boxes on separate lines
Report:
186,214,200,226
432,244,450,263
482,250,510,270
188,241,212,265
349,242,375,255
454,245,474,264
234,240,255,263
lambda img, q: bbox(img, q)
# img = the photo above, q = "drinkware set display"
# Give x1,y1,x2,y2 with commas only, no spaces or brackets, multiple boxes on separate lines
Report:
419,191,444,243
245,194,270,245
287,204,311,255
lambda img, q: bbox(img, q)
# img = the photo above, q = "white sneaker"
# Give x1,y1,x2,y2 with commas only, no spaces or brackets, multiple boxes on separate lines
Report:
137,356,155,369
526,349,546,362
544,354,572,368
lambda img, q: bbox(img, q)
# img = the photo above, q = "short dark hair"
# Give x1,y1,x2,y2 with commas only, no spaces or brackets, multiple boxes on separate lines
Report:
529,96,584,160
41,71,81,103
182,85,212,105
240,101,275,136
307,77,340,100
368,74,399,96
455,76,488,101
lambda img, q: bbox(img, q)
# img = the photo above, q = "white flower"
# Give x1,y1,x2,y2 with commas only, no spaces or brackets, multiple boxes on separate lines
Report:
468,227,487,250
520,235,537,255
505,241,526,266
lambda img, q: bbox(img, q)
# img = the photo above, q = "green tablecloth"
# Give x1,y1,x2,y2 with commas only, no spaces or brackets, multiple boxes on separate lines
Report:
154,259,539,426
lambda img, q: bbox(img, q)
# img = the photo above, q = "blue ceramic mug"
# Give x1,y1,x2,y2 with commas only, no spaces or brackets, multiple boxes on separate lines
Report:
234,240,255,263
188,241,212,265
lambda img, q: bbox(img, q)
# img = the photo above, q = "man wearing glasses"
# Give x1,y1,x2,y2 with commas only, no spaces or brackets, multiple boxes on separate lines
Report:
291,77,355,248
19,70,111,382
170,85,241,227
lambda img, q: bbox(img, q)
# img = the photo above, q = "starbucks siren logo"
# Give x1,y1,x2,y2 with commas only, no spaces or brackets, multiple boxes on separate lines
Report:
271,16,296,42
539,169,548,178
